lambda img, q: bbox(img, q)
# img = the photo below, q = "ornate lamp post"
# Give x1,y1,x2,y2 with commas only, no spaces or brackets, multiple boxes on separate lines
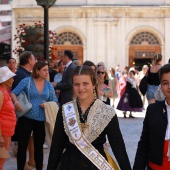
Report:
35,0,56,64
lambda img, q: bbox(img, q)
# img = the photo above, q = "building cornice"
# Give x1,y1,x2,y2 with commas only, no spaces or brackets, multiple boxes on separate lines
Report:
11,5,170,12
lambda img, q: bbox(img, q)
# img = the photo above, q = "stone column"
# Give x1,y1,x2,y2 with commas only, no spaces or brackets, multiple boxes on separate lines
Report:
106,22,115,69
164,18,170,64
86,14,95,62
125,45,130,67
109,19,118,68
118,18,126,67
94,20,106,64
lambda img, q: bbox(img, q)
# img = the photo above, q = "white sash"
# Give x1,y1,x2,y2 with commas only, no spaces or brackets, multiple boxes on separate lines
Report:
63,101,114,170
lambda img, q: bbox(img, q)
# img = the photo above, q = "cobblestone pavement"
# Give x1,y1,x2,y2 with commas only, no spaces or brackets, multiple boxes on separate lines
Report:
4,99,146,170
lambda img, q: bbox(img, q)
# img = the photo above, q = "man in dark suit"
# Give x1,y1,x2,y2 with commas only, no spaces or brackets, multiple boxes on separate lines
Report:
53,50,76,105
133,63,170,170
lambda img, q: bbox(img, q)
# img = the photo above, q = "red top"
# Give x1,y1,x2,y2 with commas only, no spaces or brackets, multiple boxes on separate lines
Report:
0,86,16,136
119,76,126,98
149,140,170,170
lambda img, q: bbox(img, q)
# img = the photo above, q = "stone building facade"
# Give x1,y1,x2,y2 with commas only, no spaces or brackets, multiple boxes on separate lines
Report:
0,0,12,66
12,0,170,69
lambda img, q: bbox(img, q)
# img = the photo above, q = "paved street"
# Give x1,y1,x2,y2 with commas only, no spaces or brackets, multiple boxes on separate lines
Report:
4,99,146,170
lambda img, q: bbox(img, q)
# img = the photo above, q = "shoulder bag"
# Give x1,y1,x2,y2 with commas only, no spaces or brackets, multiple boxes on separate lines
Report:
15,78,32,117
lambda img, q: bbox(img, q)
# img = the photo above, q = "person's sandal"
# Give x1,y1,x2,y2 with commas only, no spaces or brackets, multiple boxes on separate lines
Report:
27,162,45,168
27,162,36,168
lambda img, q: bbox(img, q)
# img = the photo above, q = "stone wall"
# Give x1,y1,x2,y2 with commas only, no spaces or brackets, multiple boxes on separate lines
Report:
12,0,170,69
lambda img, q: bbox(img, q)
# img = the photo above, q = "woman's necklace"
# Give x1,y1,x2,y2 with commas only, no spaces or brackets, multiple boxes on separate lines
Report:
77,98,96,132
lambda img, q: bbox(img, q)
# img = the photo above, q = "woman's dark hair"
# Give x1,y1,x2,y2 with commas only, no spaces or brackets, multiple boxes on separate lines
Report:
7,58,16,64
58,60,63,67
53,60,60,69
153,54,162,64
64,50,73,60
19,51,33,66
110,67,115,77
58,60,64,73
97,66,109,80
129,70,136,76
159,63,170,81
83,60,97,72
73,65,98,86
83,60,95,67
32,61,48,78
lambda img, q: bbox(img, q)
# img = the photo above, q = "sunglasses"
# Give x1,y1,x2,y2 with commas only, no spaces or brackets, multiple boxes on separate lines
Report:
97,71,105,74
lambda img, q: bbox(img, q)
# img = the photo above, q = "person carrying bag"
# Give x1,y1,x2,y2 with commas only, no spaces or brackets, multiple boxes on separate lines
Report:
11,62,58,170
14,78,32,117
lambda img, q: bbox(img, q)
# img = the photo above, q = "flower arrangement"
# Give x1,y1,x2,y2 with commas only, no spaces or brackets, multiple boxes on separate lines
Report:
13,21,57,61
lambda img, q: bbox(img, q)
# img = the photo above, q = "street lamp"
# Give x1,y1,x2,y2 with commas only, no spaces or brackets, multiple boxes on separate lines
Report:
35,0,56,65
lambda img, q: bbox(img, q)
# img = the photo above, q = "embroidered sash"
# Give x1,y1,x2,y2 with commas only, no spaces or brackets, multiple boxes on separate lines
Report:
62,101,114,170
64,99,115,144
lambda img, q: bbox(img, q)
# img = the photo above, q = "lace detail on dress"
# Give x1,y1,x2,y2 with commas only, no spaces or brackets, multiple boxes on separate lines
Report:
63,99,116,144
154,85,165,101
84,99,115,142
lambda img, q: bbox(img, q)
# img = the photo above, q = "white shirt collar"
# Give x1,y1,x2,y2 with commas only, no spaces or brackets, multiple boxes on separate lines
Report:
65,61,72,68
165,99,170,108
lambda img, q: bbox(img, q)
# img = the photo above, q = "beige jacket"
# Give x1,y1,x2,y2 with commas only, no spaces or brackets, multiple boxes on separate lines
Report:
44,101,59,146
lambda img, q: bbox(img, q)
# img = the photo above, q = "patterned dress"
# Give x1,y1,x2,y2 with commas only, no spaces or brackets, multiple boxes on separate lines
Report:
117,77,143,112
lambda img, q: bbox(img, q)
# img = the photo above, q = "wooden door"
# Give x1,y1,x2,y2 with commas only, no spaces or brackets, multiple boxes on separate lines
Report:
52,45,83,64
129,46,161,67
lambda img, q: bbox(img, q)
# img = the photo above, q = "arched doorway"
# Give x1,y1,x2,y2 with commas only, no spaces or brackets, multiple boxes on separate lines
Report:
129,31,161,68
52,32,83,64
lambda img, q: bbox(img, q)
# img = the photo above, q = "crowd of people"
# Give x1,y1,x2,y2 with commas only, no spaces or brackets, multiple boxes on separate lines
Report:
0,50,170,170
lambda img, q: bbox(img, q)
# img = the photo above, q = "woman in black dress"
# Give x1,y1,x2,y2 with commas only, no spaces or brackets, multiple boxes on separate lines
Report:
47,65,131,170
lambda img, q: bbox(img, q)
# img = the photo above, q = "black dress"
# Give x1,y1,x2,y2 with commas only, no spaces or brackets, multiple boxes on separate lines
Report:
47,103,132,170
117,81,143,112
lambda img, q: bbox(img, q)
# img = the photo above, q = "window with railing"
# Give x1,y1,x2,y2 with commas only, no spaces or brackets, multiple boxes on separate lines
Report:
54,32,83,45
135,51,155,58
131,32,160,45
57,51,78,58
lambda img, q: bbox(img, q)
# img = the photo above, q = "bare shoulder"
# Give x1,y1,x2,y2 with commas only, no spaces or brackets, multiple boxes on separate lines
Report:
0,90,3,96
150,65,162,73
0,90,4,101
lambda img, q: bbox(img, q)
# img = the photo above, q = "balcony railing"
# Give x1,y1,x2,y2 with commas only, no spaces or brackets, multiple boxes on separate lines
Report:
0,15,11,22
0,4,11,11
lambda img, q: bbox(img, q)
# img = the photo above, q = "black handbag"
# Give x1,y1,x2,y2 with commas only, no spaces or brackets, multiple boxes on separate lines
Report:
139,72,148,96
